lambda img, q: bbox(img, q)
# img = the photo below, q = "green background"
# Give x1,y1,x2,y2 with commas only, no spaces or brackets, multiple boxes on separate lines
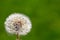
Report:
0,0,60,40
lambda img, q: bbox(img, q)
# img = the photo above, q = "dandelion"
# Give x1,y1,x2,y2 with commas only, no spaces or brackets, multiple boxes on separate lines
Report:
4,13,32,40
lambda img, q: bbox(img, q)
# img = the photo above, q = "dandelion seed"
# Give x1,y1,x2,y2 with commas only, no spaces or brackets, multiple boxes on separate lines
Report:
4,13,32,40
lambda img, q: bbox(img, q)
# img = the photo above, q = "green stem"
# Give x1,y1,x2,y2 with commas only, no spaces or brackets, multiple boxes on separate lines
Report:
16,32,20,40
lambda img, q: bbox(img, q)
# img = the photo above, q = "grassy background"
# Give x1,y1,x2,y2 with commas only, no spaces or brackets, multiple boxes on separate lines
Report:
0,0,60,40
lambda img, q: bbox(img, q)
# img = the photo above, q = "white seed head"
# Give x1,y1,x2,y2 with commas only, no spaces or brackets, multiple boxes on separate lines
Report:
4,13,32,35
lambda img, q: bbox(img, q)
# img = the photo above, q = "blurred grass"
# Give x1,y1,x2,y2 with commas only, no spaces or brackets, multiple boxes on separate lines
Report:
0,0,60,40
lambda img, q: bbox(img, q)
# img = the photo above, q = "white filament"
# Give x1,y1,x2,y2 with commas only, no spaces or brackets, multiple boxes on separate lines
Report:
4,13,32,35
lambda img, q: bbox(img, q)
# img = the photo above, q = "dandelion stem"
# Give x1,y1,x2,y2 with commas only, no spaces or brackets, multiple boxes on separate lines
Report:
16,32,20,40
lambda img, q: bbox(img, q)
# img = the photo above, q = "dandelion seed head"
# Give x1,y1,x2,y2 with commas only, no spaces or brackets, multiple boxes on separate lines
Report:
4,13,32,35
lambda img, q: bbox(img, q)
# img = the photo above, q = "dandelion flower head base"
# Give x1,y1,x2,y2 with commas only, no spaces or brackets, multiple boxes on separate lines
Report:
5,13,32,35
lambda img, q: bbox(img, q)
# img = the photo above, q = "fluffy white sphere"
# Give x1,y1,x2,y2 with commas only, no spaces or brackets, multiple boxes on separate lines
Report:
4,13,32,35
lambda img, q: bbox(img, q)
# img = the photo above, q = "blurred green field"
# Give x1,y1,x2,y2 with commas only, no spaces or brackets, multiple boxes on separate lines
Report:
0,0,60,40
